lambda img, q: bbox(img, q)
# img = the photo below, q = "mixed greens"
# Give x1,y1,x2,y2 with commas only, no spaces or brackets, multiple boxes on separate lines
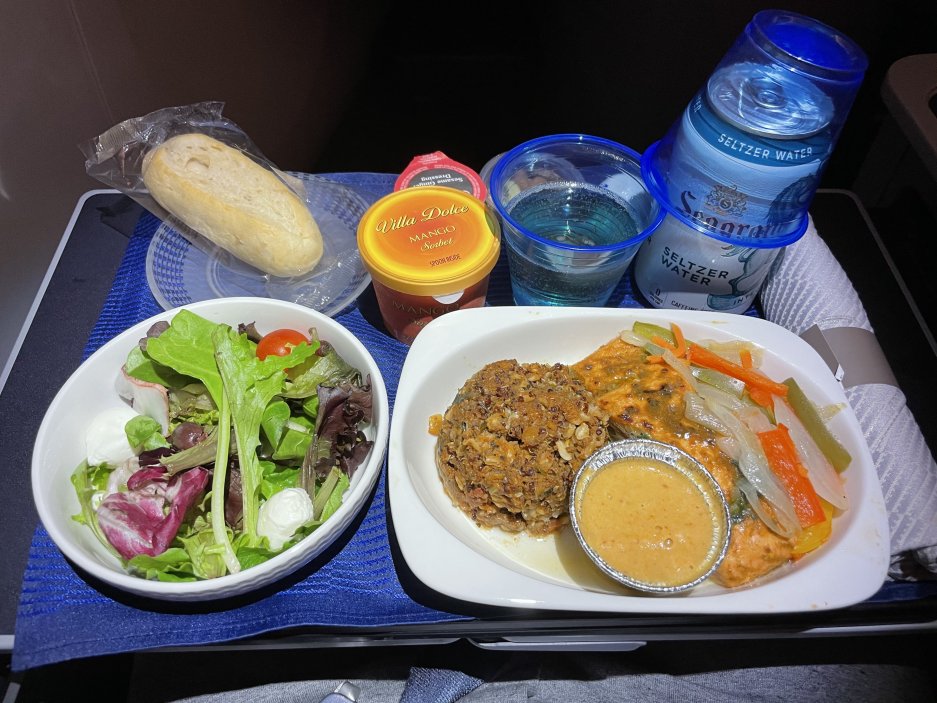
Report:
71,310,373,582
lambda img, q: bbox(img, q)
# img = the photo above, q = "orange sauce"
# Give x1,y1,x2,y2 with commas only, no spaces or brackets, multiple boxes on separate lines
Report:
578,457,720,587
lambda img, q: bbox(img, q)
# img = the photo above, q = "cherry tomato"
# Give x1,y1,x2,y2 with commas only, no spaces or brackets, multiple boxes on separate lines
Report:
256,328,309,360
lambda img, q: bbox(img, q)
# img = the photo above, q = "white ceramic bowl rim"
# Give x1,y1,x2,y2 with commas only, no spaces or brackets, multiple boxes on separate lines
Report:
31,297,389,600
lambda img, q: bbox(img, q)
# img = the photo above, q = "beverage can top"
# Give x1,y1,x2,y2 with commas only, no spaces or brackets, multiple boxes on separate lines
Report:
706,63,835,139
701,10,867,140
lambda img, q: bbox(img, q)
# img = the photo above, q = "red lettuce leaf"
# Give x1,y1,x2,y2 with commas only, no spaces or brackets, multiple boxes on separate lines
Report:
311,379,373,479
97,466,210,559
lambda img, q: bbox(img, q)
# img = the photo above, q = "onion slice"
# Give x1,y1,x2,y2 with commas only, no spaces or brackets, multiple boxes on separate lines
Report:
697,383,746,415
618,329,648,347
684,392,732,436
661,348,698,393
774,397,848,510
739,405,774,434
711,404,801,538
716,436,740,462
736,475,789,536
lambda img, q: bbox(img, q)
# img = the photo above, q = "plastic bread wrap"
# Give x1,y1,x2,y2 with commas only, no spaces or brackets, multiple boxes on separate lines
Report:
80,102,324,280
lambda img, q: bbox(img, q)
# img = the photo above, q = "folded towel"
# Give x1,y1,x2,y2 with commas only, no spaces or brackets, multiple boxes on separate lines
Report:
759,219,937,576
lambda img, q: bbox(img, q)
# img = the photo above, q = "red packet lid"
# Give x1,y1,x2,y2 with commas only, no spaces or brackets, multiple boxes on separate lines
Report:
394,151,487,201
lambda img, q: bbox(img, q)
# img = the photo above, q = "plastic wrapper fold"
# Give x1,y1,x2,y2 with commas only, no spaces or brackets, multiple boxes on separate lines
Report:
80,101,315,279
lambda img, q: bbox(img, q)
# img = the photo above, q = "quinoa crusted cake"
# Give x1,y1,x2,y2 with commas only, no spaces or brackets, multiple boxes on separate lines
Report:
434,359,609,535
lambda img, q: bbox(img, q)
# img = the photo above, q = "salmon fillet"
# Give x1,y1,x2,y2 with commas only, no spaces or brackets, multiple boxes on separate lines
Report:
572,336,795,587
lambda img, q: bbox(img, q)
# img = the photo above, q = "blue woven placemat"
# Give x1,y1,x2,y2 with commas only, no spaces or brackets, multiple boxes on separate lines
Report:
12,173,476,671
12,173,763,671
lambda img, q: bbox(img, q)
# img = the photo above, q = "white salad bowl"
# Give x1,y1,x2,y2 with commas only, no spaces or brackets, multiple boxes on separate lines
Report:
31,297,389,601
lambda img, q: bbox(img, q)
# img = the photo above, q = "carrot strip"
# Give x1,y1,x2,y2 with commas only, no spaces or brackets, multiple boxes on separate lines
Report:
645,355,664,364
737,348,776,409
670,323,687,358
651,324,687,358
651,335,678,354
686,343,788,397
757,424,826,529
748,385,774,410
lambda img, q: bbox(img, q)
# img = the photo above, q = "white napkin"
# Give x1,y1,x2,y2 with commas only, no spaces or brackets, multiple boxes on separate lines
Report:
760,218,937,577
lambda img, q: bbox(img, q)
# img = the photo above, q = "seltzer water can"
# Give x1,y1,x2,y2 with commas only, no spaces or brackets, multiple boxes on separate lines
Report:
636,62,834,313
633,213,781,314
664,68,834,241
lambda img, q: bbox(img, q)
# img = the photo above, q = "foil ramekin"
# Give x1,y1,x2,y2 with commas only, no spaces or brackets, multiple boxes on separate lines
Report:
569,438,731,594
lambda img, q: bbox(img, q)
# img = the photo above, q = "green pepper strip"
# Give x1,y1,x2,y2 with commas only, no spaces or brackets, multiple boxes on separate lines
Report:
783,377,852,472
632,321,675,346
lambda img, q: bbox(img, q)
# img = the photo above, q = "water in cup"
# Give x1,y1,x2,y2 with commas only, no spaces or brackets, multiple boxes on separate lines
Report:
489,134,663,308
509,182,640,246
505,181,642,305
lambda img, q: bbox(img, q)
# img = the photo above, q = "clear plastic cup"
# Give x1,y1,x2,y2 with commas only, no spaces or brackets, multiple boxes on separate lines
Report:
642,10,868,246
489,134,664,307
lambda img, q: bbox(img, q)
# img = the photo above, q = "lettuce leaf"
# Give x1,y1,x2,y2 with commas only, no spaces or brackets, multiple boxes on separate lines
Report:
125,415,170,451
127,548,198,581
318,471,350,523
124,346,194,389
178,515,228,580
96,466,210,559
71,461,118,556
260,459,300,500
280,344,359,399
169,383,217,426
211,325,316,546
260,400,291,449
309,381,374,479
146,310,226,405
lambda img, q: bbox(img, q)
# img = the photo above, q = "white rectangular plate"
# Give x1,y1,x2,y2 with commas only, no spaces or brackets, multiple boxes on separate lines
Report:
388,307,890,614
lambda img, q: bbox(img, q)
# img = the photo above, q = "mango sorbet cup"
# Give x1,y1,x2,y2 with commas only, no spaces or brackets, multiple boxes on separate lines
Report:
356,187,501,345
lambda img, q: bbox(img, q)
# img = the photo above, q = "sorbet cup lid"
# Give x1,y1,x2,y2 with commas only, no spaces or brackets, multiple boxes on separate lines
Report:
356,187,501,296
569,439,731,594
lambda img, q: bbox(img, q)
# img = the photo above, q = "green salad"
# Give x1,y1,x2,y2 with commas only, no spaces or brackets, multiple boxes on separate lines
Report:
71,310,374,581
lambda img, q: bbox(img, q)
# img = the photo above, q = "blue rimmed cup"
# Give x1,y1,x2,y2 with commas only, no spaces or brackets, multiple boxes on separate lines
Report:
489,134,664,307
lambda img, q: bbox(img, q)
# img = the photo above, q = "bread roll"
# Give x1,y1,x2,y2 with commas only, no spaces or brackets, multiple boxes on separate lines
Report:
142,133,323,277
